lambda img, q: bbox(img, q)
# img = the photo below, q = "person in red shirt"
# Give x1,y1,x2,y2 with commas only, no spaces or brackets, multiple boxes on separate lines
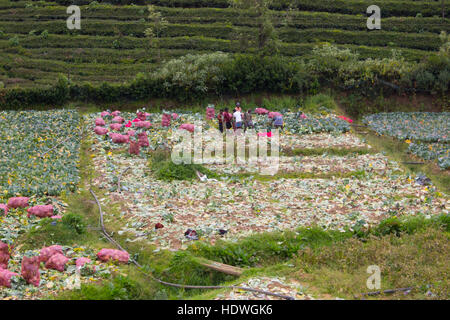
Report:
223,108,232,130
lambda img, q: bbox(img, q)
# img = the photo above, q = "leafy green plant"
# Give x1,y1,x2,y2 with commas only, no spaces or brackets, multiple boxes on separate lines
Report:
62,212,87,235
149,150,218,181
40,30,49,39
0,109,81,196
57,276,141,300
8,35,19,46
374,216,402,236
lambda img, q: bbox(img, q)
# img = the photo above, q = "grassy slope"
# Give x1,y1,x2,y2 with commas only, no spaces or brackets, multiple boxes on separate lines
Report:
192,227,449,300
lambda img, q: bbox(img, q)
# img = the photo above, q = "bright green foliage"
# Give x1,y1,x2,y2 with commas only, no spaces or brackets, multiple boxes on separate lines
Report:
149,150,218,181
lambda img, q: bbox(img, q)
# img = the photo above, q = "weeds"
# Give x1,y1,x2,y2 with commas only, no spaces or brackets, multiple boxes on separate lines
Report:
295,227,449,299
282,147,374,157
54,276,142,300
149,150,218,181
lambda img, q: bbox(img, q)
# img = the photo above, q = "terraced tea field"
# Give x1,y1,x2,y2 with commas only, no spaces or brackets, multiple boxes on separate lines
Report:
0,0,448,88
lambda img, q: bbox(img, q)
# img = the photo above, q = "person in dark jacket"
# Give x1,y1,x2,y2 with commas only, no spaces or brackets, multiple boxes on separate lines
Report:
223,108,232,130
217,109,224,133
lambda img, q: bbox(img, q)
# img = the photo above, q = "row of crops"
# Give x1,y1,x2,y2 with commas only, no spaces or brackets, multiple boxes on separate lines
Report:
363,112,450,169
0,109,135,299
23,0,448,18
0,21,442,50
0,0,447,88
0,109,81,196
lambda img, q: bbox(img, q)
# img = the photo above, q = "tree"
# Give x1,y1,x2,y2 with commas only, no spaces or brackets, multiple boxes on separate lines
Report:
228,0,280,55
144,5,168,63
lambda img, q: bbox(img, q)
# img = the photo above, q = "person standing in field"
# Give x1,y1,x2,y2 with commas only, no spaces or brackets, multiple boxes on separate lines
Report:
217,109,224,133
223,108,233,131
244,109,254,131
233,105,243,134
273,113,284,130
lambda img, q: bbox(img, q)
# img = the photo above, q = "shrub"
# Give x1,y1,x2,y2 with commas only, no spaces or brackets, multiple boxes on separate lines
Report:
302,93,337,113
372,214,449,237
149,150,217,181
62,213,87,235
57,276,142,300
8,35,19,46
153,52,232,100
374,216,403,236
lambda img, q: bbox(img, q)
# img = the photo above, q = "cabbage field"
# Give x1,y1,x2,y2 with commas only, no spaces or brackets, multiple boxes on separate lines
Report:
0,110,81,196
363,112,450,169
0,106,448,300
87,109,448,250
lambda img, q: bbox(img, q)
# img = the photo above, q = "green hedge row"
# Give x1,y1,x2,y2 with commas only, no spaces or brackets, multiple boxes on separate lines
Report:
3,5,447,35
162,10,449,34
38,0,447,17
2,8,448,36
0,20,237,39
272,0,448,17
279,29,441,51
0,20,441,51
1,46,195,64
3,13,448,35
1,49,448,108
31,0,230,8
0,33,431,61
0,54,318,106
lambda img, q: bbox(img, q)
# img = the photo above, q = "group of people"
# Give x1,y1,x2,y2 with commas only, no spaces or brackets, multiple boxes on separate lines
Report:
216,102,283,133
217,102,254,133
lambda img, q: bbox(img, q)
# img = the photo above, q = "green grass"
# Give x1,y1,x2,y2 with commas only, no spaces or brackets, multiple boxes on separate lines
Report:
189,227,353,268
189,214,449,300
229,169,373,182
294,227,449,299
282,147,374,156
149,149,219,181
54,275,144,300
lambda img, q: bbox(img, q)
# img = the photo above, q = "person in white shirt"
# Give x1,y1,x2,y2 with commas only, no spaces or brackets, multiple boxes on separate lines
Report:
233,105,243,134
